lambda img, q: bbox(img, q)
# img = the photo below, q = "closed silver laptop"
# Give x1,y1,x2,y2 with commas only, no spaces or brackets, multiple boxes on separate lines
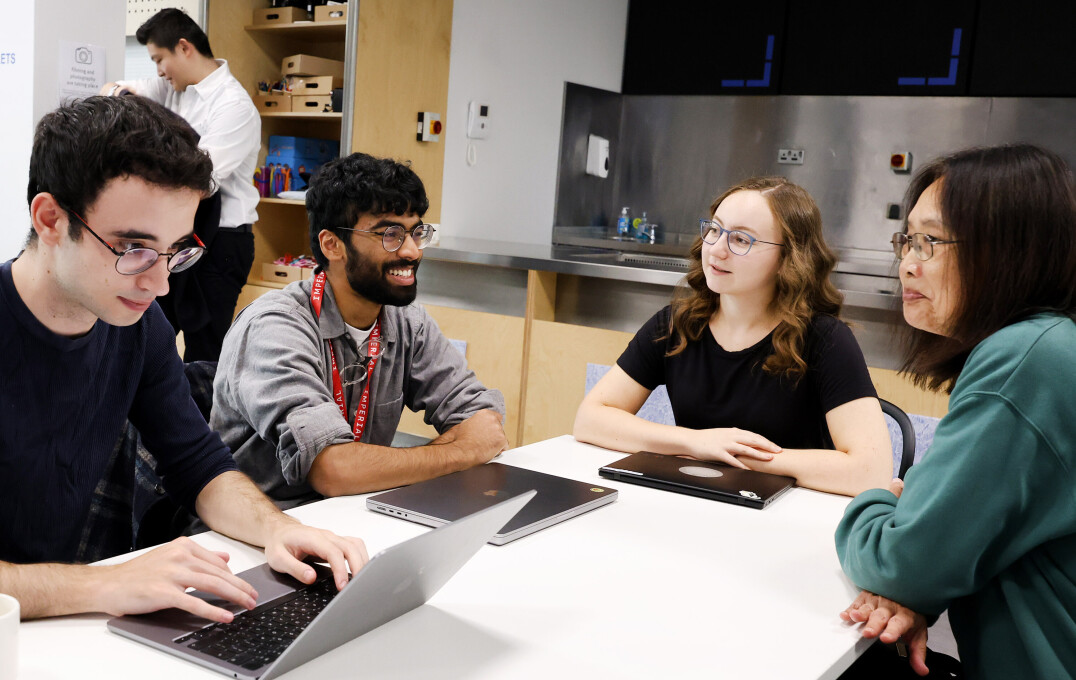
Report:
367,462,618,544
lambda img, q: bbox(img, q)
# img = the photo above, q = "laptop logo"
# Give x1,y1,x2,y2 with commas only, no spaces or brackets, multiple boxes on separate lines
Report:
739,490,761,500
483,489,500,497
679,465,723,479
590,488,605,493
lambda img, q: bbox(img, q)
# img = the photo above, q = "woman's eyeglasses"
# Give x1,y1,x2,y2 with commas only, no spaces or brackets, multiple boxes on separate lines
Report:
699,219,784,256
891,232,960,261
65,209,206,275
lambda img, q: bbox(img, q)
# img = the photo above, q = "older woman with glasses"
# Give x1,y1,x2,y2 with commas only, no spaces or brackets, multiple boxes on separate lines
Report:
835,144,1076,679
574,177,892,497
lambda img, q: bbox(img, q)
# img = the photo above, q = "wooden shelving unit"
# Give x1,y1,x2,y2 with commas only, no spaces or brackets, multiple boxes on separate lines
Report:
244,20,346,40
259,111,342,120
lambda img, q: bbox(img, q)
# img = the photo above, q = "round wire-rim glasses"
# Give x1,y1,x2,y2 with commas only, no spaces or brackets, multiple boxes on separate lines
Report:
891,232,960,261
339,223,436,252
698,219,784,256
64,208,206,275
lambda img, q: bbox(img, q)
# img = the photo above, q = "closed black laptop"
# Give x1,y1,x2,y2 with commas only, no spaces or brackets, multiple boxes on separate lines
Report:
367,462,617,544
598,451,794,509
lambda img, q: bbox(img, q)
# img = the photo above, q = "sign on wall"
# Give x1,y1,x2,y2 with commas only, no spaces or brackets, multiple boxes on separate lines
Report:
58,41,106,106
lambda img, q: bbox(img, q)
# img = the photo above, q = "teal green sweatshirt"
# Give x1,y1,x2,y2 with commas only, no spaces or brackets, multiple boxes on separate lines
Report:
836,315,1076,680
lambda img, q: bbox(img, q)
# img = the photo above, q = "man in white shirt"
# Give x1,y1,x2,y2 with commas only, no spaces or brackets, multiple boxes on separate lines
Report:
102,8,260,361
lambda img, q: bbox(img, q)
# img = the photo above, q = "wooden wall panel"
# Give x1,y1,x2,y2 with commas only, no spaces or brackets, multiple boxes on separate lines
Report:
521,321,634,445
351,0,452,222
868,367,950,418
396,304,526,447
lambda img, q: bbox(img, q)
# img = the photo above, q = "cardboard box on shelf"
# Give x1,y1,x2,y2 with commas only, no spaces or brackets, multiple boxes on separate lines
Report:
292,95,333,113
254,93,292,113
314,4,348,22
253,6,309,25
285,74,343,94
281,54,345,79
262,263,313,284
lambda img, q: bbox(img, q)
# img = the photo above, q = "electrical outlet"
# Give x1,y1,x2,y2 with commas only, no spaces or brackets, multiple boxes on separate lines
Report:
777,148,805,165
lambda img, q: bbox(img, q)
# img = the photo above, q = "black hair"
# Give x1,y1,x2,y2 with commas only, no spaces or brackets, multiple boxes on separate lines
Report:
306,153,429,268
900,144,1076,392
135,8,214,59
26,95,214,242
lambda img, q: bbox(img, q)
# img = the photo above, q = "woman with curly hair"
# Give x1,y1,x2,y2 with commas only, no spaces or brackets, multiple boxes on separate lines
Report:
573,177,892,496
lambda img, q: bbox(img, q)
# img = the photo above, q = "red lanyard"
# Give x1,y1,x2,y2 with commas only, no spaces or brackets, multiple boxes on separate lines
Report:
311,272,380,441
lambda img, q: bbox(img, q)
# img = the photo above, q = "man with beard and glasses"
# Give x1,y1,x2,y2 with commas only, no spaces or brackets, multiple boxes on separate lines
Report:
210,153,507,508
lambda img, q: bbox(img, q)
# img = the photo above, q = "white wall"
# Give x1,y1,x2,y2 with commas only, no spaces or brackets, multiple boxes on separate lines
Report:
0,0,125,260
33,0,126,124
0,4,36,259
440,0,628,245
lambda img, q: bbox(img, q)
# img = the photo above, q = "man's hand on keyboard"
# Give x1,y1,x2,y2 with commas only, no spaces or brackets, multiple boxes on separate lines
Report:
262,520,369,592
98,536,258,623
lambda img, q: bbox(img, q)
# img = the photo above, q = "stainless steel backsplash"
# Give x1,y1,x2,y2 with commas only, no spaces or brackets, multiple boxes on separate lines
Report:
555,83,1076,260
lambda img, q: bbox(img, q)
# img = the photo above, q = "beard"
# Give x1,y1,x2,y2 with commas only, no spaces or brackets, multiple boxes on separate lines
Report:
343,243,420,307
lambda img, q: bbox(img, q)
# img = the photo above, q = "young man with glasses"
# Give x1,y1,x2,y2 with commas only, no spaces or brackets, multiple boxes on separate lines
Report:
211,153,508,508
0,96,368,621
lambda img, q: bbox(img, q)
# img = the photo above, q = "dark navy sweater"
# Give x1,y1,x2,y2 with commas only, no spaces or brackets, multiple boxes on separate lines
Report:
0,259,236,563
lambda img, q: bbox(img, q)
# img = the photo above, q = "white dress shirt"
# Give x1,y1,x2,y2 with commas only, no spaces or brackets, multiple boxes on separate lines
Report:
120,60,260,229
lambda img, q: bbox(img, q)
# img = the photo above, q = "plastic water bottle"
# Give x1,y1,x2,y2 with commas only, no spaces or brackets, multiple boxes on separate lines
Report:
617,207,632,237
634,211,649,241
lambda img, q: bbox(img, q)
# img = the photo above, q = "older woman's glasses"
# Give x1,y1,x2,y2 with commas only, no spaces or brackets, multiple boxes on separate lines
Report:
699,219,784,256
891,232,960,261
340,223,436,252
66,209,206,275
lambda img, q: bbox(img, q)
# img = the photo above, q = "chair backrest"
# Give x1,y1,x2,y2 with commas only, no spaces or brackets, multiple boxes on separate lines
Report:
584,363,675,426
880,399,916,480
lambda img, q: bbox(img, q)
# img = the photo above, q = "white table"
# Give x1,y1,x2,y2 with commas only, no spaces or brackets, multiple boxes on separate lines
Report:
19,436,869,679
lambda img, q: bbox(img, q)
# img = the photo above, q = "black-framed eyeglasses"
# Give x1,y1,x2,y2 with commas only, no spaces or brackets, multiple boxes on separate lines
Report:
699,219,784,256
65,209,206,275
891,232,960,261
339,223,436,252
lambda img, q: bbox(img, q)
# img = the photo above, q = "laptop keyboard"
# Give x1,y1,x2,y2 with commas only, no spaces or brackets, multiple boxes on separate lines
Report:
174,576,341,671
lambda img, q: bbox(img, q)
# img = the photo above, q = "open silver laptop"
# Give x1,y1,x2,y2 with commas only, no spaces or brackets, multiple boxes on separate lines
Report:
367,462,617,544
599,452,794,509
108,491,535,679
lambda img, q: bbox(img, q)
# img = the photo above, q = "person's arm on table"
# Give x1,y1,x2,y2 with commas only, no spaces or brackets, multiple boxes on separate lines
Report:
0,473,369,622
0,539,256,621
573,365,779,469
740,397,892,496
308,409,506,496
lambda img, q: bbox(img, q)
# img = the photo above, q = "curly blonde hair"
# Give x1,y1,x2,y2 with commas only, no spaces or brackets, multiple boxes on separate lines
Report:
667,176,843,382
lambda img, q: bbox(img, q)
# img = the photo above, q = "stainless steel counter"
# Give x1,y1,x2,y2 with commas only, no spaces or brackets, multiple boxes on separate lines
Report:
427,232,900,312
426,236,686,287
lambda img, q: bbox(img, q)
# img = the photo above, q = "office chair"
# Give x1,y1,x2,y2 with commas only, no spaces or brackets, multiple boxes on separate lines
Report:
880,398,916,480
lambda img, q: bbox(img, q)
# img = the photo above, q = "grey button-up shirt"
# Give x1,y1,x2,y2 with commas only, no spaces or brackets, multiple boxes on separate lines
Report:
211,277,505,508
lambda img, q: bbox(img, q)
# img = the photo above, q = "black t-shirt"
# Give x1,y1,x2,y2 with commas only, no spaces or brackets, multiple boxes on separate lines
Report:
616,306,877,450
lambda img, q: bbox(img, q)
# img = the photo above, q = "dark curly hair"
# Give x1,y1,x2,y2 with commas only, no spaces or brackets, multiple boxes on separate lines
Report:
667,176,843,383
26,95,214,243
899,144,1076,393
306,152,429,268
